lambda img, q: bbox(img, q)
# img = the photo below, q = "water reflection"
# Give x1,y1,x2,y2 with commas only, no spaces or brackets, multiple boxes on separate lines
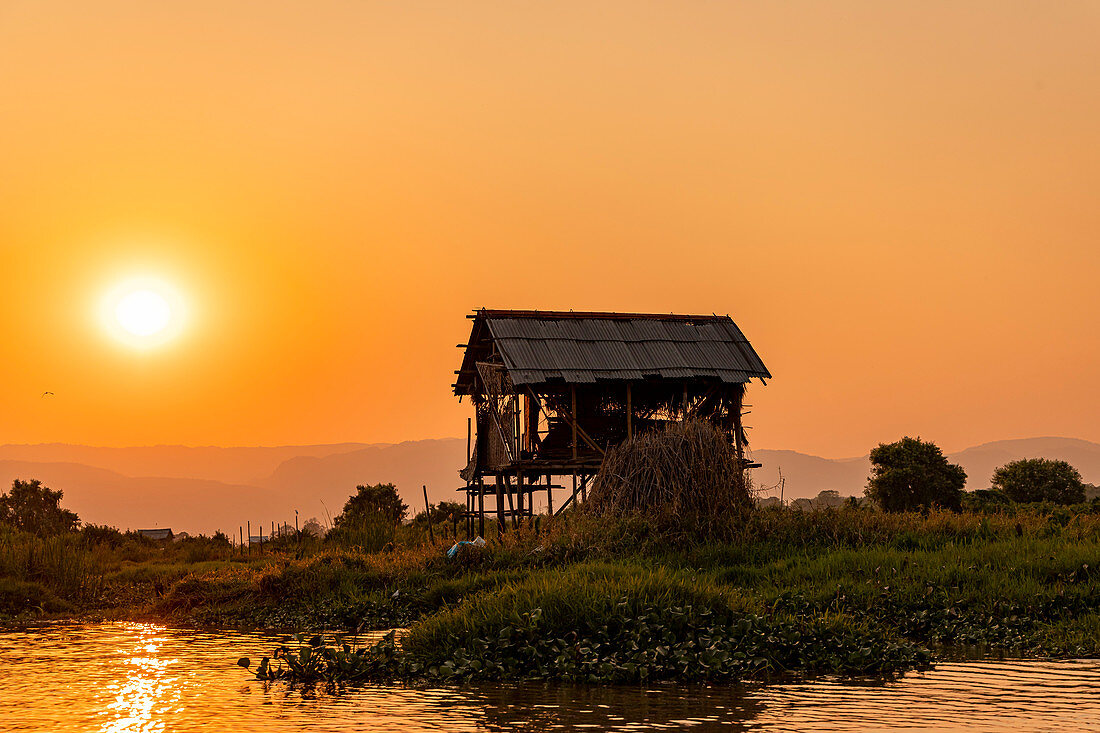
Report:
101,625,176,733
1,622,1099,732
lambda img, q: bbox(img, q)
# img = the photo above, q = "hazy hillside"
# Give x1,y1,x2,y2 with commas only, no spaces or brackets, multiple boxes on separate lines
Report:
3,436,1100,534
0,443,369,484
750,450,870,500
259,439,467,508
0,460,269,535
0,440,466,535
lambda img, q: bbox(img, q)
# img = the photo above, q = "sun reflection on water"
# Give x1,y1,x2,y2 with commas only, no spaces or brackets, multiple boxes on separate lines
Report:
101,624,177,733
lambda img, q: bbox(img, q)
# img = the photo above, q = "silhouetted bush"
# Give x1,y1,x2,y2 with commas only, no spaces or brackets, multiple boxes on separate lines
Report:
961,489,1014,514
81,524,127,548
334,483,408,526
865,437,966,512
0,479,80,536
992,458,1086,505
414,501,465,526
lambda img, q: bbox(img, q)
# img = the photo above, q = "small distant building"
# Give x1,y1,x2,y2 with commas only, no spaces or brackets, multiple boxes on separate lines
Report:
453,309,770,533
137,528,173,542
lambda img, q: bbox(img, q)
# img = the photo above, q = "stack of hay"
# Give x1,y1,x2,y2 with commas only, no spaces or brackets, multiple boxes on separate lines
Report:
586,419,752,519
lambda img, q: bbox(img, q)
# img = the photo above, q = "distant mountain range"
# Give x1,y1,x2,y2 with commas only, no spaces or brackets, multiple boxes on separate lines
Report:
0,440,466,536
2,436,1099,535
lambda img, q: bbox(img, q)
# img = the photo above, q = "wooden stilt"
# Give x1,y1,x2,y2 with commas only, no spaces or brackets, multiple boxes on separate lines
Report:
505,474,518,530
516,470,524,525
496,479,506,535
545,473,553,516
477,477,485,537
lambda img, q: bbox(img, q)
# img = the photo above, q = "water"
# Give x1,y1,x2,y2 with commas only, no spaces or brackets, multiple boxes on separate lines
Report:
1,622,1098,732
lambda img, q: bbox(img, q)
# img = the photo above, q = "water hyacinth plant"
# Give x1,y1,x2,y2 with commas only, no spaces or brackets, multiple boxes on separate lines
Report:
238,631,402,682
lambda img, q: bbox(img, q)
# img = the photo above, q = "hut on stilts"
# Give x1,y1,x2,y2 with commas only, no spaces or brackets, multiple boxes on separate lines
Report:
452,309,770,536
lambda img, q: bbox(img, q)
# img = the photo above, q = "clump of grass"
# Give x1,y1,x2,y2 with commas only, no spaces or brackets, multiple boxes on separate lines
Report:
325,517,397,554
0,525,105,604
249,562,929,684
406,562,751,655
586,420,751,527
0,578,71,616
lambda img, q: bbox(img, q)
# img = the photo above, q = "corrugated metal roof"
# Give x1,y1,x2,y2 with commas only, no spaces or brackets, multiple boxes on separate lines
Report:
454,310,770,392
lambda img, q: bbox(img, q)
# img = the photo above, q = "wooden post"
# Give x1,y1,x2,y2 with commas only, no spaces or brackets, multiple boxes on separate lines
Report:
465,486,472,539
732,386,745,465
496,479,506,535
571,386,578,460
626,383,633,441
545,473,553,516
516,470,524,524
467,416,472,465
580,473,588,503
423,485,435,546
505,474,518,530
477,477,485,537
525,392,539,452
239,526,244,555
683,383,689,419
246,521,251,556
514,394,522,459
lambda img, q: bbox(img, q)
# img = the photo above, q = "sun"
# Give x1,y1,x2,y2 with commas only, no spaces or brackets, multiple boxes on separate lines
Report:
99,277,187,348
115,290,172,336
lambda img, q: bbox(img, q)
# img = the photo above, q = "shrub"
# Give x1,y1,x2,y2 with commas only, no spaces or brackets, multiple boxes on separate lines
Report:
962,489,1014,514
0,479,80,536
81,524,127,548
414,501,465,526
335,484,408,526
865,437,966,512
992,459,1086,505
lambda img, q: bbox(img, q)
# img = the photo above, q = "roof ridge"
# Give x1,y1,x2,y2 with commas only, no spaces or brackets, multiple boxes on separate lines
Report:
474,309,730,322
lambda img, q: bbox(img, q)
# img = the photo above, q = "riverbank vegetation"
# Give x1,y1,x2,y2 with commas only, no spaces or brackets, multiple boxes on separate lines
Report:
5,432,1100,683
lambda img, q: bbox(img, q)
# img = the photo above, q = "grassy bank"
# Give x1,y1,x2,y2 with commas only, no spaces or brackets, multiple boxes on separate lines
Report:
5,506,1100,682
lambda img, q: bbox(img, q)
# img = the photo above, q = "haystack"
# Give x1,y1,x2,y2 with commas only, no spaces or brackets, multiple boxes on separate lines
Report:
586,419,753,518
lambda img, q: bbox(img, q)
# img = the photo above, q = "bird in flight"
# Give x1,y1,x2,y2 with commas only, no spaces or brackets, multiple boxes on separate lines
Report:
41,391,54,398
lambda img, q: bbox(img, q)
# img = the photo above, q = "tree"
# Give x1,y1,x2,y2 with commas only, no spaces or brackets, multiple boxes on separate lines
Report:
0,479,80,535
991,458,1086,505
334,483,408,526
301,517,326,538
414,501,465,525
811,490,844,509
865,437,966,512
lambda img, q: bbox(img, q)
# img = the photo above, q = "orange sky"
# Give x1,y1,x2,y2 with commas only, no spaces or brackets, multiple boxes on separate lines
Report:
2,1,1098,458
